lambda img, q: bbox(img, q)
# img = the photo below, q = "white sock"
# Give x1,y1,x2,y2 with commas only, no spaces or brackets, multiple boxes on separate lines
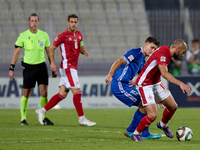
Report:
79,115,85,121
41,107,46,114
133,130,140,135
160,121,167,128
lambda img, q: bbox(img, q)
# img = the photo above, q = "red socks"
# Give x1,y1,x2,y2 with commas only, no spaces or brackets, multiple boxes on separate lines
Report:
73,92,84,117
161,108,176,124
137,115,155,133
44,93,64,111
136,108,176,133
43,91,84,117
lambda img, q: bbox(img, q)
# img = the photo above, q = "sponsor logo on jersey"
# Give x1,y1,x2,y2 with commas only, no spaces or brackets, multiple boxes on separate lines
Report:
39,41,44,47
79,36,81,40
160,56,166,62
69,37,72,41
128,55,134,61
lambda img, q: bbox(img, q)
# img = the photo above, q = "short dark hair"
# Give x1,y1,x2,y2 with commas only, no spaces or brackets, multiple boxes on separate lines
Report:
67,14,78,21
28,13,39,21
145,37,160,46
192,39,199,43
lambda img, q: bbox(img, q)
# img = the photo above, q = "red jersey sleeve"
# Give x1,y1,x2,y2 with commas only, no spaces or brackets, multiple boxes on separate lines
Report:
156,47,170,66
53,32,65,47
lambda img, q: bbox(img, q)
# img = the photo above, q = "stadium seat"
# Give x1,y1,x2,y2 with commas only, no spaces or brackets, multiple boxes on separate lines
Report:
90,2,105,13
105,3,118,13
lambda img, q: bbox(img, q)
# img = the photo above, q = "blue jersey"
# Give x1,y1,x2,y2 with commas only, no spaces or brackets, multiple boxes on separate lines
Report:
112,48,145,83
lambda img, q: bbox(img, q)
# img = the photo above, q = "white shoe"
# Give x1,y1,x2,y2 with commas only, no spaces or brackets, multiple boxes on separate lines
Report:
35,109,44,125
79,117,96,127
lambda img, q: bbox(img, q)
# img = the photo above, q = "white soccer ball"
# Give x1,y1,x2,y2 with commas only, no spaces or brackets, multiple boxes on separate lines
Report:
176,126,193,141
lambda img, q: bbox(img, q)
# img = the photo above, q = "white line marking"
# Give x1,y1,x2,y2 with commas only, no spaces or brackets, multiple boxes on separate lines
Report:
3,128,122,133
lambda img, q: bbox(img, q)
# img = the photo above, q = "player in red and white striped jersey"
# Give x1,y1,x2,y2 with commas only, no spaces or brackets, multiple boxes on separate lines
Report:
131,39,191,141
35,14,96,126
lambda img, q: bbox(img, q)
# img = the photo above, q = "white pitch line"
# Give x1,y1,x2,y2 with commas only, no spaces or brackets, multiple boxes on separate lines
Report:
3,128,122,134
0,138,114,144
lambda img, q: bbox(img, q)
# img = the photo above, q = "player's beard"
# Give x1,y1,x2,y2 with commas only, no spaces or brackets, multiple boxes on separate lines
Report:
69,26,76,32
173,53,179,59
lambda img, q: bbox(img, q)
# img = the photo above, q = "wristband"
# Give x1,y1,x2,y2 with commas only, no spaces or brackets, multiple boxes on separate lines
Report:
9,64,15,71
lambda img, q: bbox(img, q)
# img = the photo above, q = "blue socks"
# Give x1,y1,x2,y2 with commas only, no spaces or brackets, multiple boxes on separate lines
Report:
142,127,151,137
126,108,150,137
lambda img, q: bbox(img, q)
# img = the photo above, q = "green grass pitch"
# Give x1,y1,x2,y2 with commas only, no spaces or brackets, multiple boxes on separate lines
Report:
0,108,200,150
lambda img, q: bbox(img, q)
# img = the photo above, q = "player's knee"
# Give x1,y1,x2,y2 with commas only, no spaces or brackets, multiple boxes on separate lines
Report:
59,92,67,98
148,112,158,120
169,103,178,111
174,103,178,109
149,115,157,120
40,90,47,97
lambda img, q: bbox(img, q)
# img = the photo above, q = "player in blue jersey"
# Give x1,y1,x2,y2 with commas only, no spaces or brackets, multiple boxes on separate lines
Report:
105,37,161,140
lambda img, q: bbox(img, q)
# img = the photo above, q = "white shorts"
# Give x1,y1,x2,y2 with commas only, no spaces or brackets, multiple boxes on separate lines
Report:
59,68,80,88
138,82,171,106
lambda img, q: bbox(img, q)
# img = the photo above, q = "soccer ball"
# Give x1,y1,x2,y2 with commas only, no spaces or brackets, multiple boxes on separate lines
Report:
176,126,193,141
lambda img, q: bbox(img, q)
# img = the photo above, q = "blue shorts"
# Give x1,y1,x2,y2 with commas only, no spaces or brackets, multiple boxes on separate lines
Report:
111,79,141,107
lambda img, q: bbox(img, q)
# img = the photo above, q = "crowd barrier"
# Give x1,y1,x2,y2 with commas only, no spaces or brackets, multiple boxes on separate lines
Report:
0,76,198,109
169,77,200,107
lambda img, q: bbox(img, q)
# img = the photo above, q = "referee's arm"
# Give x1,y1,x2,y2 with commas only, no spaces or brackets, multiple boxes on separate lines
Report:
49,45,57,77
45,46,51,63
8,47,22,79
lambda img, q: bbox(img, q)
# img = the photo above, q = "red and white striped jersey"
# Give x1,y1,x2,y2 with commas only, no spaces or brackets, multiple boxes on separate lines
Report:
136,46,172,86
53,29,83,70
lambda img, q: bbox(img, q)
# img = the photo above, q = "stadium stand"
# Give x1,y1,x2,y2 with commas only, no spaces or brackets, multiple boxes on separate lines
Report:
1,0,200,77
0,0,150,76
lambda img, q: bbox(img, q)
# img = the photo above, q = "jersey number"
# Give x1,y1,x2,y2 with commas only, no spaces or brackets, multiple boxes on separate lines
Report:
75,41,78,49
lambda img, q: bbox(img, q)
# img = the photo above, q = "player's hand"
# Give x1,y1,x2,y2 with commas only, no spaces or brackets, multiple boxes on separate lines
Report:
105,75,112,85
180,82,191,94
129,79,136,87
52,71,57,78
83,50,89,57
51,63,57,78
8,70,14,79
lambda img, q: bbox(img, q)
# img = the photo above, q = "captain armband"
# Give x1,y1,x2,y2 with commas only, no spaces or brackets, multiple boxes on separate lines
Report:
80,41,84,47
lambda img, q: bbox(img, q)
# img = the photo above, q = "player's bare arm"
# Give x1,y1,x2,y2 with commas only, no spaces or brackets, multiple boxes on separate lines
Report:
158,64,191,94
80,46,89,57
105,57,126,85
8,47,22,79
49,45,57,77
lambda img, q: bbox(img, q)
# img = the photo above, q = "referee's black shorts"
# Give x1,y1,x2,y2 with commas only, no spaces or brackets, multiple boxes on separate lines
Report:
23,62,49,88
